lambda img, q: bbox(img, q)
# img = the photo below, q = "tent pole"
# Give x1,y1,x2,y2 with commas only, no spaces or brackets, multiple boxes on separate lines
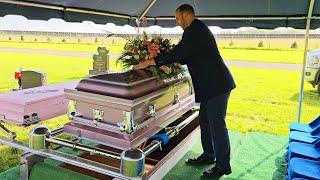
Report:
135,0,157,35
139,0,157,21
297,0,315,123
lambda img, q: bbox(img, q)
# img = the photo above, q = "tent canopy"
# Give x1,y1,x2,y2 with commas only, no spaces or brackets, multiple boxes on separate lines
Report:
0,0,319,29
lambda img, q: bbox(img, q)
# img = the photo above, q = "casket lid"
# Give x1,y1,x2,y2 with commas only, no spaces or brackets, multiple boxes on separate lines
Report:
75,70,171,99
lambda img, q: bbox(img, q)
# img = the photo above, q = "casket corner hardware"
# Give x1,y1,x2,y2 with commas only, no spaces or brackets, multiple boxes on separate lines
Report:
173,93,181,105
67,100,77,120
121,111,136,134
147,104,157,117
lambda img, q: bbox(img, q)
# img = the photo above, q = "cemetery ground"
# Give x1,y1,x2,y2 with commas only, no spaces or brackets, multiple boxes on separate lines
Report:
0,41,319,175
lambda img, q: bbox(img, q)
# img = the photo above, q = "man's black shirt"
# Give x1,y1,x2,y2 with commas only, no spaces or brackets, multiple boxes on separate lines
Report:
155,19,236,103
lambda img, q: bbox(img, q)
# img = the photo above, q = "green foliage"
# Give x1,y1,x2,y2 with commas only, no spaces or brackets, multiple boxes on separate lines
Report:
20,35,24,41
62,39,66,43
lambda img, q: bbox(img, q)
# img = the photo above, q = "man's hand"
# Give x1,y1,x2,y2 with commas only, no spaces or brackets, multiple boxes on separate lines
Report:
133,59,156,70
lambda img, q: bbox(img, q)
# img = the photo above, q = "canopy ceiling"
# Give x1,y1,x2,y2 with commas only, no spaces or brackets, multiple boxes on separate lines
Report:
0,0,319,29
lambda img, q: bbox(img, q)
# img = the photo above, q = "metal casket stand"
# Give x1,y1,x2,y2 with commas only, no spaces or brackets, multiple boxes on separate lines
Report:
0,110,199,180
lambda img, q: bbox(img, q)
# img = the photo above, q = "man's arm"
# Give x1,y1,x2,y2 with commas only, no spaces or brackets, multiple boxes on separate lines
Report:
155,29,194,67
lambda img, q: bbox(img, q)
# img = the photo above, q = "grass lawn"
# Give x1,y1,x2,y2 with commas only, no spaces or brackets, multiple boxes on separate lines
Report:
1,51,318,135
0,41,306,64
0,50,319,173
0,52,123,93
0,116,69,172
219,47,304,64
228,67,319,135
0,41,124,54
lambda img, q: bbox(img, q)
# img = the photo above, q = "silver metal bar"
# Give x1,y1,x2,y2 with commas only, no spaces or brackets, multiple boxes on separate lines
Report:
142,111,199,156
0,121,16,139
297,0,316,123
146,16,320,21
146,127,200,180
66,8,130,19
166,111,199,139
143,140,162,156
0,0,130,19
0,0,64,10
46,137,121,160
50,128,64,137
138,0,157,20
0,137,131,179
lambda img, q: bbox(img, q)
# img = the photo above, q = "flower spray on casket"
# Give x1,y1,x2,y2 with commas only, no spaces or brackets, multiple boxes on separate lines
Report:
117,32,185,80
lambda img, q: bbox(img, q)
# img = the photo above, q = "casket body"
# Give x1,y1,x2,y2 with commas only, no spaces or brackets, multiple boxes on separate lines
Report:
64,71,195,149
0,81,78,125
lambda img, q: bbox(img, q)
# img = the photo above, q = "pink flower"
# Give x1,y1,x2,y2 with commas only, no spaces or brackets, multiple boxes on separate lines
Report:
160,65,171,74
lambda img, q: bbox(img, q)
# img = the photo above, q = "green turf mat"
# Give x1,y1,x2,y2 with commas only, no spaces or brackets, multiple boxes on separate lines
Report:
29,163,96,180
0,166,20,180
163,132,288,180
0,132,288,180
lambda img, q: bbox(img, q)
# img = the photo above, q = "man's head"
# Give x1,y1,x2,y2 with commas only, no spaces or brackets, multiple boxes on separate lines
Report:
175,4,195,29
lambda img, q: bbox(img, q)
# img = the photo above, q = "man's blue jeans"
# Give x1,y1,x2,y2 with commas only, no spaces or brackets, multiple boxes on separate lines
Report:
199,91,231,169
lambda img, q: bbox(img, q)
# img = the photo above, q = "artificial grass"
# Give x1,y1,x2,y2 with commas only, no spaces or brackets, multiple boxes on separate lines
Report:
164,132,288,180
0,131,288,180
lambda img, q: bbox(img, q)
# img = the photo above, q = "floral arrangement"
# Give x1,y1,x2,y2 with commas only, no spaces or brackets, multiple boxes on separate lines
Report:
117,32,184,80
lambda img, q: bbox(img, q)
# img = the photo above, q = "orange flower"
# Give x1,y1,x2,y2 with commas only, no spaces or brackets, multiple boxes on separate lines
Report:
148,43,160,58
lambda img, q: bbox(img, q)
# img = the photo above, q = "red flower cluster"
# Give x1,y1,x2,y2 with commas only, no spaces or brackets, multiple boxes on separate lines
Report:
14,71,21,80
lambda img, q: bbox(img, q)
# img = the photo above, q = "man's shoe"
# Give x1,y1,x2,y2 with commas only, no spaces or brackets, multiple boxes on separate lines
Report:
203,166,232,178
185,155,215,165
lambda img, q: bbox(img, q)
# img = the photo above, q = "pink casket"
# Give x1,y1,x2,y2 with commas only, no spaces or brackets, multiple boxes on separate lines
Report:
0,81,78,125
64,71,195,149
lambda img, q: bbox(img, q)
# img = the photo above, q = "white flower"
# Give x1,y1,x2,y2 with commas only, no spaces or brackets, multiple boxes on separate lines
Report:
134,54,140,60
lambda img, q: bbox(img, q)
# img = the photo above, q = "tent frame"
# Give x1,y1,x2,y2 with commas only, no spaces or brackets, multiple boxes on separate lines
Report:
297,0,316,123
